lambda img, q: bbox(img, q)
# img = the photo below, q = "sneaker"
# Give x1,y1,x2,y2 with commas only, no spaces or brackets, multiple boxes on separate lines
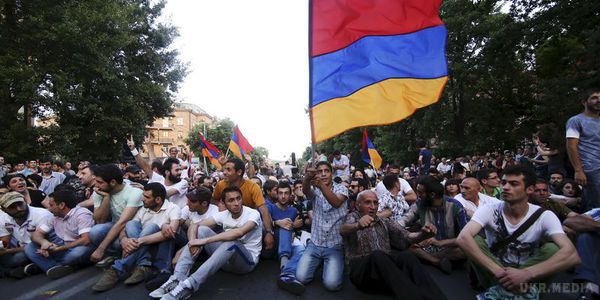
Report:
10,263,42,278
95,256,117,268
149,276,179,299
160,283,193,300
277,277,305,295
92,268,120,292
124,266,153,285
46,265,74,279
438,258,452,274
146,272,171,292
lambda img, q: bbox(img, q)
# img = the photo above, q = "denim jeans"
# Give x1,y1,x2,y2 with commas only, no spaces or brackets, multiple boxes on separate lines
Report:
89,222,122,255
574,232,600,286
0,237,30,268
296,240,344,291
24,235,94,272
172,226,256,291
275,228,294,259
280,242,305,280
583,169,600,212
153,227,188,274
112,220,160,276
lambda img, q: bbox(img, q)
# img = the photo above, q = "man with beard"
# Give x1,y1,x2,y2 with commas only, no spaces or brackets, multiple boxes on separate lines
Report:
566,88,600,212
341,190,446,299
88,164,143,268
0,192,52,278
406,177,467,274
129,139,189,209
548,171,564,195
74,164,98,208
39,158,66,195
150,186,262,300
2,173,46,208
92,183,180,292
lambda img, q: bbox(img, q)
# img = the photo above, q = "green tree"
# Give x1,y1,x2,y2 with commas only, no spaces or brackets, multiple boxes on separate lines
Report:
184,118,234,156
0,0,186,163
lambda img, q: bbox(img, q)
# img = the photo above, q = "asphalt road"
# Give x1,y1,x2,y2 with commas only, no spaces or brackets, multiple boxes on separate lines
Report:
0,259,579,300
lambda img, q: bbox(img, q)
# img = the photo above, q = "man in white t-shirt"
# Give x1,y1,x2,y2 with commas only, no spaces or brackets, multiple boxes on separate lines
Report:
457,165,580,296
454,177,501,218
375,165,417,204
150,185,262,299
332,150,350,178
129,139,189,208
0,192,52,278
93,182,180,292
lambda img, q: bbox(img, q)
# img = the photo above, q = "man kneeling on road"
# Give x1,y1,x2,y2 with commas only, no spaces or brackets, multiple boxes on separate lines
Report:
92,182,180,292
457,165,580,298
150,186,262,300
341,190,447,300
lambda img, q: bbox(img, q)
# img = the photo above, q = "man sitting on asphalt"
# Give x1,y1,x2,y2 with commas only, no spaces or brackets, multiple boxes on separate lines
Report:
0,192,52,278
88,164,143,268
92,183,180,292
25,187,95,279
150,186,262,300
340,190,447,300
406,176,467,274
457,165,580,297
454,177,501,218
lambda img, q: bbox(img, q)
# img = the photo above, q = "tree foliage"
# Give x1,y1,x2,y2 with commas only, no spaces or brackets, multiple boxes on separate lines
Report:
309,0,599,167
0,0,186,163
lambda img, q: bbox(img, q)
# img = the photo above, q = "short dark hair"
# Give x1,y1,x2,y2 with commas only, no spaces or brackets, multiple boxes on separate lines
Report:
144,182,167,201
221,186,242,201
95,164,124,184
354,178,369,190
151,160,163,171
263,179,278,194
26,174,43,187
2,173,26,186
226,158,245,175
293,179,303,186
315,161,332,172
549,170,564,177
332,150,340,156
186,187,212,204
382,174,399,190
583,88,600,102
40,157,53,164
50,187,77,209
417,176,444,199
476,169,497,182
277,181,291,193
53,161,64,169
161,157,180,177
502,165,536,188
535,179,549,186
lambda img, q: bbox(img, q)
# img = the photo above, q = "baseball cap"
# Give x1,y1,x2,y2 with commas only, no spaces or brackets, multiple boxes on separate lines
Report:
0,192,25,209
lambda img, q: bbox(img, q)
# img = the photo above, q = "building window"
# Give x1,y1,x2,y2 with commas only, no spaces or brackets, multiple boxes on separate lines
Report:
162,131,169,138
177,117,184,125
177,131,183,139
162,118,169,128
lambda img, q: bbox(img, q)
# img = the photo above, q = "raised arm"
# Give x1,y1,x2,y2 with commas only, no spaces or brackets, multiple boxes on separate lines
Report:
127,137,154,178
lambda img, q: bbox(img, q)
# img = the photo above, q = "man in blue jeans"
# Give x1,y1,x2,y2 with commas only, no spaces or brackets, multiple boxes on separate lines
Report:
296,161,348,291
150,186,262,300
26,188,95,279
92,182,180,292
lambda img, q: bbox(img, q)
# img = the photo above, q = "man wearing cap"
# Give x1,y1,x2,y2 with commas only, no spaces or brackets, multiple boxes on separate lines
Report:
0,192,52,278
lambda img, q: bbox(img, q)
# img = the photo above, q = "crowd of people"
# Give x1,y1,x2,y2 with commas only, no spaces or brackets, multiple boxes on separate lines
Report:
0,89,598,300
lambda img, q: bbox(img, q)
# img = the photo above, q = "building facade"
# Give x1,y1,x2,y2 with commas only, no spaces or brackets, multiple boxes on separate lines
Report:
145,102,215,157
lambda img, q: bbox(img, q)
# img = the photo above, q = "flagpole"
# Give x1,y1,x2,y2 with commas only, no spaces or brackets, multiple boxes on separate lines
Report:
203,124,208,175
